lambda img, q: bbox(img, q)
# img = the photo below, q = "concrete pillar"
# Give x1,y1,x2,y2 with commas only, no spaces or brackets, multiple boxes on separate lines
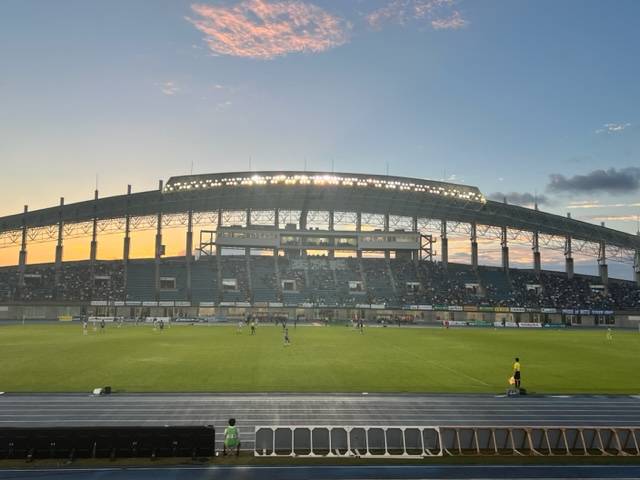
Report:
384,213,390,260
18,205,28,289
154,180,163,301
501,226,509,272
532,230,541,275
440,220,448,270
598,222,608,286
356,212,362,259
299,210,308,257
564,233,574,280
598,240,608,286
328,210,335,259
299,210,307,230
470,222,478,270
216,209,223,257
246,208,251,227
90,190,99,264
185,209,193,302
54,197,64,289
274,208,280,229
634,246,640,287
123,185,131,301
412,216,419,262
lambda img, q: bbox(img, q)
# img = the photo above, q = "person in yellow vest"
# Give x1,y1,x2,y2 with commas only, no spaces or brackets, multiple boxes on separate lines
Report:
513,357,521,390
223,418,241,456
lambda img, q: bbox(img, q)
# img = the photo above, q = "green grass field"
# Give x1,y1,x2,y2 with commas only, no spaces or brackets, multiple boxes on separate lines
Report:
1,323,639,394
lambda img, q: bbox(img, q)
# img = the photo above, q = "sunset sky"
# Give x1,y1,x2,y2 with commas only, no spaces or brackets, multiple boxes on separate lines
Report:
1,0,639,278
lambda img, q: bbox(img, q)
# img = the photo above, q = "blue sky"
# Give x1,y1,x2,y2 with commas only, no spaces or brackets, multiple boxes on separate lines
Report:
0,0,639,274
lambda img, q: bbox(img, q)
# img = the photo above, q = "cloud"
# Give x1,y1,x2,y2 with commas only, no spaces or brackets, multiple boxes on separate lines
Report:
431,10,468,29
188,0,350,60
595,122,631,134
585,214,640,222
487,191,548,207
547,167,640,195
160,81,180,96
567,201,640,209
366,0,467,30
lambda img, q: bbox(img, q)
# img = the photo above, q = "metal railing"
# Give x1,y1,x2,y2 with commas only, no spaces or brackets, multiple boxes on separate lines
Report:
255,426,640,458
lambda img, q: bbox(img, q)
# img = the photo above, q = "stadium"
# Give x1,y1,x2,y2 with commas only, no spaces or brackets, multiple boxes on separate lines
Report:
2,169,640,469
0,170,638,324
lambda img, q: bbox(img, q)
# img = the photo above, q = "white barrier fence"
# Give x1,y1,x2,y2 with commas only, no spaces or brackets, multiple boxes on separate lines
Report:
255,426,640,458
255,426,442,458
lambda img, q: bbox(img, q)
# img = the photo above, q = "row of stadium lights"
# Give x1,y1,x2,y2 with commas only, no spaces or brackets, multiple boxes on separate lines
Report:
164,174,485,202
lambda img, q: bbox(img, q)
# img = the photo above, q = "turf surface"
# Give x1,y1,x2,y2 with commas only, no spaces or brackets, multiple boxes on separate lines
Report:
1,323,638,393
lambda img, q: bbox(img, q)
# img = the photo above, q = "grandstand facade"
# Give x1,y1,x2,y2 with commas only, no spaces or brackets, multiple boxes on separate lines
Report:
0,171,638,325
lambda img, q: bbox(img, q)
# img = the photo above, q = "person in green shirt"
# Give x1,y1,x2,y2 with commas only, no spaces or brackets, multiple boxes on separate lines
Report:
223,418,241,456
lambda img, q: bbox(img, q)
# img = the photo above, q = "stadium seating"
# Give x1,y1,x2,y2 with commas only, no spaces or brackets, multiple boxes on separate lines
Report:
0,256,638,310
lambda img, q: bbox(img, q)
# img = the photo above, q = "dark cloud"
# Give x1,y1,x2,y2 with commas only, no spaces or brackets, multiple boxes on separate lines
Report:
547,167,640,194
487,191,548,207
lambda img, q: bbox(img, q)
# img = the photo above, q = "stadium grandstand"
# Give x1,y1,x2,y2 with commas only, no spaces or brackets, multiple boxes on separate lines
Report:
0,171,638,325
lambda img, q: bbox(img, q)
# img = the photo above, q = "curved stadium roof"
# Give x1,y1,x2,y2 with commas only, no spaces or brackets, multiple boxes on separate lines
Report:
0,171,638,251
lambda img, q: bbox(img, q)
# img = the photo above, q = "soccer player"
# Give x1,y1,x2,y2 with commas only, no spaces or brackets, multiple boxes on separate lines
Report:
100,318,105,333
284,327,290,346
513,357,521,390
222,418,241,456
250,320,256,336
82,319,88,336
606,328,613,341
237,320,244,334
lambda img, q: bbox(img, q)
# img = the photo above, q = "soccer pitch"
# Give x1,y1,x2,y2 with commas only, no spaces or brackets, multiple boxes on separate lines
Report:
1,323,638,394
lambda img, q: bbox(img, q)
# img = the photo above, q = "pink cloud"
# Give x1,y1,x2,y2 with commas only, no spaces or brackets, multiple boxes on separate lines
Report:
188,0,350,60
366,0,468,31
431,10,468,29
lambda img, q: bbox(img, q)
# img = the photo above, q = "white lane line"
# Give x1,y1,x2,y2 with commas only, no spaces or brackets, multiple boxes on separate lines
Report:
3,412,638,418
2,404,638,413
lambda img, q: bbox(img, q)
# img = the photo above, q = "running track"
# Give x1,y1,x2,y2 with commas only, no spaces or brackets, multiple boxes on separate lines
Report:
1,393,639,452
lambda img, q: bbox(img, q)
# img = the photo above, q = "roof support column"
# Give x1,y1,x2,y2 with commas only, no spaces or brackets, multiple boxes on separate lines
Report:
154,180,163,302
598,221,608,287
356,212,362,259
328,210,335,259
90,190,98,266
501,226,509,272
245,208,251,258
18,205,28,291
634,243,640,287
532,230,541,276
565,234,574,280
598,240,608,287
216,209,223,257
384,213,390,260
299,210,307,257
89,190,98,299
412,216,419,262
185,209,193,303
274,208,280,257
123,185,132,302
54,197,64,292
440,220,448,271
470,222,478,270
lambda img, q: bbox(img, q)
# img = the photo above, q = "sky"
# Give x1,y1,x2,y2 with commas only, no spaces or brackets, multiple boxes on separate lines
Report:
0,0,639,277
